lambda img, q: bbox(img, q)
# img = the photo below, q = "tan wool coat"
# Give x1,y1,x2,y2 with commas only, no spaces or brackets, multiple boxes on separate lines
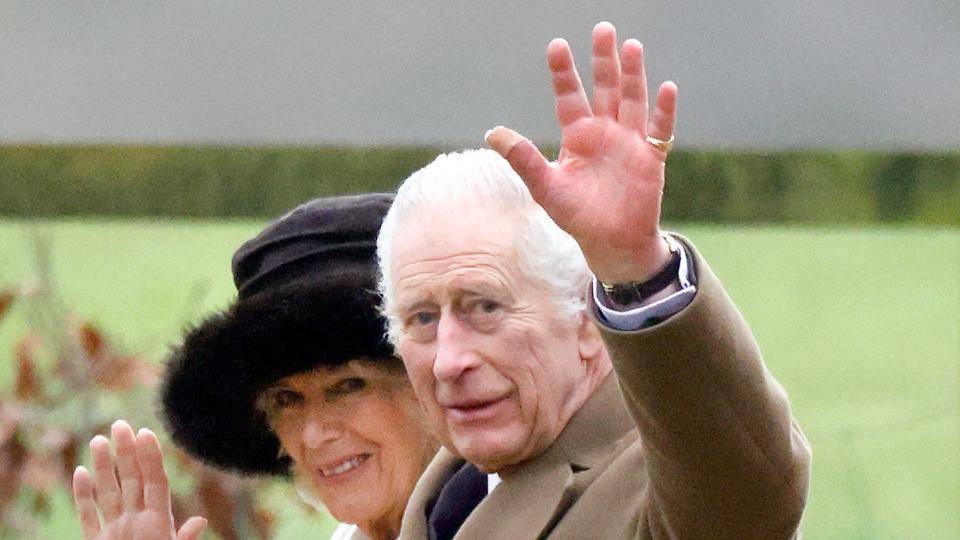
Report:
398,241,812,540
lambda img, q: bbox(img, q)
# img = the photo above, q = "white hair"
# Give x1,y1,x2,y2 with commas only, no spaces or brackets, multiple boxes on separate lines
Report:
376,149,591,347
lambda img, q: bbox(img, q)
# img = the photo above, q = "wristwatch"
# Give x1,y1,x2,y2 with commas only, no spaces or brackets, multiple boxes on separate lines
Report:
600,233,684,308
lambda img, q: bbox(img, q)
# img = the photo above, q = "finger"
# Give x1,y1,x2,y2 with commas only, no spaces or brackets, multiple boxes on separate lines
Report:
618,39,648,133
591,21,621,118
547,38,592,127
176,517,209,540
485,126,555,203
73,466,101,540
647,81,678,144
112,419,144,511
136,428,171,513
89,434,122,521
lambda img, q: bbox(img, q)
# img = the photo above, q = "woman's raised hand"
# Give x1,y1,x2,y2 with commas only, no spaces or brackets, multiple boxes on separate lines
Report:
72,420,207,540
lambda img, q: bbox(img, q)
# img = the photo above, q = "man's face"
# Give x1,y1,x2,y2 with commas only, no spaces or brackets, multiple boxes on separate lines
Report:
390,203,591,472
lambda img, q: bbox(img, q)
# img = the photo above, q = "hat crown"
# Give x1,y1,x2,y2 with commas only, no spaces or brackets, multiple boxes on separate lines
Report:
231,193,394,298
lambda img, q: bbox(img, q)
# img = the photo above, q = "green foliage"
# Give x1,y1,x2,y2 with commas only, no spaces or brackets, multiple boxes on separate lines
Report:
1,145,957,224
0,145,440,218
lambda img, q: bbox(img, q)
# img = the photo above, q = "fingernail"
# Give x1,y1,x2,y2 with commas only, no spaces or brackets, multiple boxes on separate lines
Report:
484,126,501,141
486,127,525,152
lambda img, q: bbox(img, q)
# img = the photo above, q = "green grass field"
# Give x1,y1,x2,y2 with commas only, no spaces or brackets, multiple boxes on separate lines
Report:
1,219,957,539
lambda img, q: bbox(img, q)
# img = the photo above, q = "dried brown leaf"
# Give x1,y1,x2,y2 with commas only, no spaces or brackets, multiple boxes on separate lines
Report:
0,289,15,324
15,335,44,401
59,434,80,484
78,322,107,363
39,429,79,485
31,492,51,515
197,468,242,540
21,454,60,493
94,354,160,390
0,421,27,518
251,507,276,540
73,320,159,389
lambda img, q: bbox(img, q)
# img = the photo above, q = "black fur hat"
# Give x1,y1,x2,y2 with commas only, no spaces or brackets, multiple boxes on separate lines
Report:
160,193,395,476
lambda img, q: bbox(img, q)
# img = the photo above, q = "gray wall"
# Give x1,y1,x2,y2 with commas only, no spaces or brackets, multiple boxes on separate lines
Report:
2,1,958,150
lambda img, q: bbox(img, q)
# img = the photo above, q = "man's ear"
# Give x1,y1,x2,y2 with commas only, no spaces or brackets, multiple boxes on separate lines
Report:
576,311,605,361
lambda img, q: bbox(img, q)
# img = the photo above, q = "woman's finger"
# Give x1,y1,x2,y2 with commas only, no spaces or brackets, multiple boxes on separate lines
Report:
176,517,209,540
136,428,171,513
112,420,145,512
89,434,122,521
72,466,101,540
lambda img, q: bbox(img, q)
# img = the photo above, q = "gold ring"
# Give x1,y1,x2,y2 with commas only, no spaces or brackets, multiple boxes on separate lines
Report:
645,134,675,153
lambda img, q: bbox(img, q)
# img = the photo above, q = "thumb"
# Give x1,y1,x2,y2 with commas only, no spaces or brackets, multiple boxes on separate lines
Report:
176,517,208,540
484,126,553,201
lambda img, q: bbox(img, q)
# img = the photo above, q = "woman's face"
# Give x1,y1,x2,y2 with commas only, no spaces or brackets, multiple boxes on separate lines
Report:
260,360,436,533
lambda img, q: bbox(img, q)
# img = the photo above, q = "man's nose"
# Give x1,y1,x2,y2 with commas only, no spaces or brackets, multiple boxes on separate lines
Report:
433,312,481,382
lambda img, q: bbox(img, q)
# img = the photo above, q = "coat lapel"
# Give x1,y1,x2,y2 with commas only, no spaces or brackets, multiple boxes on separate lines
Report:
455,454,574,540
399,448,463,539
455,375,635,539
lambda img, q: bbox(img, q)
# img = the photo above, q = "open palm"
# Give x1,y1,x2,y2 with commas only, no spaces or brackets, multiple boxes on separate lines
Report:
73,421,207,540
487,22,678,283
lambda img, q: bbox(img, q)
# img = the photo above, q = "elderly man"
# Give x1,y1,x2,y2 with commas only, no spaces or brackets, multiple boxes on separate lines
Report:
377,22,810,540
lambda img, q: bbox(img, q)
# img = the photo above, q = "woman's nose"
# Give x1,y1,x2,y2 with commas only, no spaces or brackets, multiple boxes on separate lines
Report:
301,408,345,448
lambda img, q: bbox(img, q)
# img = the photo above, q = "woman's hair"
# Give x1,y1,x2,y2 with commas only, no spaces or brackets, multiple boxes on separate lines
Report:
376,149,591,347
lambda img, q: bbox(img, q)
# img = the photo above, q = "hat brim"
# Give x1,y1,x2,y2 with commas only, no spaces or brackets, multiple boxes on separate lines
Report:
160,274,395,476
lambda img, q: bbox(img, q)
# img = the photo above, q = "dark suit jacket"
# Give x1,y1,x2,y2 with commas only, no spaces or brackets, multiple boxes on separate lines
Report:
399,240,812,539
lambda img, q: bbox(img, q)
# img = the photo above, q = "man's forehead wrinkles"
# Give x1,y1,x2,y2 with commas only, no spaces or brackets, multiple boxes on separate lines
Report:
395,250,513,282
397,247,510,268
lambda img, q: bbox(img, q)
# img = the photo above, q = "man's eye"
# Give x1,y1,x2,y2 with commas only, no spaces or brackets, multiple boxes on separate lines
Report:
411,311,437,326
469,299,501,315
466,299,503,330
403,310,439,342
479,300,500,313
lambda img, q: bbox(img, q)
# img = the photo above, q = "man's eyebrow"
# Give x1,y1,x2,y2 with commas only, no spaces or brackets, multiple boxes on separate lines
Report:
455,281,513,303
394,294,435,314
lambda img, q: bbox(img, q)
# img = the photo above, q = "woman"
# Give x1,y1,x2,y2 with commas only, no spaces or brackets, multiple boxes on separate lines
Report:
73,194,439,540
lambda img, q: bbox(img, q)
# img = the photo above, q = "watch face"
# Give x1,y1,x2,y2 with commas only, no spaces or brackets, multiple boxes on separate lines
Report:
608,284,643,307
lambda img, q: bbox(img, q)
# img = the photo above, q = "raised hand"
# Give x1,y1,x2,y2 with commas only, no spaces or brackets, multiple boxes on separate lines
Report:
72,420,207,540
486,22,678,284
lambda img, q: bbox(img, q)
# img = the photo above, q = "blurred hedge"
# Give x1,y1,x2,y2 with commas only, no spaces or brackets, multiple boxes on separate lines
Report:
1,145,957,224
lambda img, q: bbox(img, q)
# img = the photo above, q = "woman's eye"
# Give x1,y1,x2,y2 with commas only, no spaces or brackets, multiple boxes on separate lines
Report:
271,389,303,410
332,377,367,395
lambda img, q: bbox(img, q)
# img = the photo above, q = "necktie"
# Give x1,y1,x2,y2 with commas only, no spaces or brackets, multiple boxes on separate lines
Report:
427,462,488,540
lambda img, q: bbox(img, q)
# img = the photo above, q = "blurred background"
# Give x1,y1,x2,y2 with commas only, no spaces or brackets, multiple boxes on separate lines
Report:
1,1,957,539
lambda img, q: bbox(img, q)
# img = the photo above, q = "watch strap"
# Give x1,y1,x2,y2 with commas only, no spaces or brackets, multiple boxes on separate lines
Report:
600,234,684,307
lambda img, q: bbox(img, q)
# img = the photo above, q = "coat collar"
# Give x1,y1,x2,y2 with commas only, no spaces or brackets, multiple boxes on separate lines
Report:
399,374,634,539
